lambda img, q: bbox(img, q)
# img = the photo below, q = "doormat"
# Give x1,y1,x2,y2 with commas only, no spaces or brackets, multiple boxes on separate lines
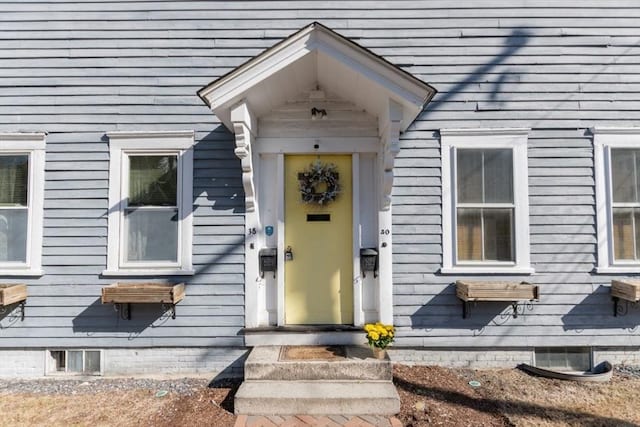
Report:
279,346,346,361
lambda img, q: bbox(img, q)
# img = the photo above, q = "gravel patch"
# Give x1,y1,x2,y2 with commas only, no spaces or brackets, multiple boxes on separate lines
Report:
0,377,214,396
615,365,640,378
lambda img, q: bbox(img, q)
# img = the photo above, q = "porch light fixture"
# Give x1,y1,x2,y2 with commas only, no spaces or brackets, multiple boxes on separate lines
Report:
310,107,327,120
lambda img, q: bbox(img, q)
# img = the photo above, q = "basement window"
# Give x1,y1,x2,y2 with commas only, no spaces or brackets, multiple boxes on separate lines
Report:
535,347,591,371
48,350,102,375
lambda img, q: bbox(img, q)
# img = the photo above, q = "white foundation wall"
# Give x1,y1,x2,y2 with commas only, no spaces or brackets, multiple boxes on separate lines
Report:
0,348,247,378
0,350,46,378
3,347,640,377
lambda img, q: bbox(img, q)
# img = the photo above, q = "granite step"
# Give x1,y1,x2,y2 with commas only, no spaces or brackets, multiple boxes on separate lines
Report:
244,345,392,381
234,380,400,415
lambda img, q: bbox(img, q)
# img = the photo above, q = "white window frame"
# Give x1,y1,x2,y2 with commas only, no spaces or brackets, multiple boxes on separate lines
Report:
593,127,640,273
46,349,103,376
440,128,533,274
104,131,194,276
0,133,45,276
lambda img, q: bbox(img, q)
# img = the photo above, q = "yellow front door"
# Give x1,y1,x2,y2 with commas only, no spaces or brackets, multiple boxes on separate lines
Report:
284,155,353,325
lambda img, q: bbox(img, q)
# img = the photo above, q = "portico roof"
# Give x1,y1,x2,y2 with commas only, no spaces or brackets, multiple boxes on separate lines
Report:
198,22,436,131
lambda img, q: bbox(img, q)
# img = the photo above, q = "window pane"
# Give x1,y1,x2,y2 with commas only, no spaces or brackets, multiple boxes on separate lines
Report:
613,208,634,260
0,209,27,262
129,155,177,206
0,155,28,206
125,209,178,262
67,351,83,373
456,150,483,203
635,210,640,261
457,208,482,261
483,209,514,261
611,149,637,203
84,351,101,373
484,149,513,203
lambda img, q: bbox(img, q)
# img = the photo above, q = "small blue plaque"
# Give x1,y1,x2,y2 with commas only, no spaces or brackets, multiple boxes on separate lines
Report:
265,226,274,236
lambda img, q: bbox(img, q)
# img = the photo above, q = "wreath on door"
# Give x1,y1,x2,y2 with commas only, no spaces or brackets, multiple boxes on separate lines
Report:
298,160,340,205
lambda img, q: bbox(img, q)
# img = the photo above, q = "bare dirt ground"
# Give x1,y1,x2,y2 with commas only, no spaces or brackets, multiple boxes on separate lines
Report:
1,366,640,427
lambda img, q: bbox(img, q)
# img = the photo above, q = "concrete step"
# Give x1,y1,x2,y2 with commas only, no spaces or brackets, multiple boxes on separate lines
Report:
234,380,400,415
244,346,392,381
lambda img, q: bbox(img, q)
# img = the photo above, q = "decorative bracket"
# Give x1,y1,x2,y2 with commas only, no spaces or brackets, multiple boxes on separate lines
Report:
0,300,25,321
379,99,403,211
113,302,177,320
231,101,259,213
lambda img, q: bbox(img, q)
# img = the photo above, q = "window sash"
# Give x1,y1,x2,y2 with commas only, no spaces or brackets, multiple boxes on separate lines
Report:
456,149,513,204
456,207,514,263
119,152,182,268
0,153,31,266
0,154,29,207
455,148,515,264
610,149,640,263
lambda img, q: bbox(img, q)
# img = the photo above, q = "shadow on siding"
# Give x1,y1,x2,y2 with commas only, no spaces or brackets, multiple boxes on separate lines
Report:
410,283,527,331
561,284,640,331
72,297,174,334
0,301,24,329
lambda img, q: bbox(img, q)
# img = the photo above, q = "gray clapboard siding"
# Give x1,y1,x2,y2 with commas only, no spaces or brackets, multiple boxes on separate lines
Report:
2,1,640,350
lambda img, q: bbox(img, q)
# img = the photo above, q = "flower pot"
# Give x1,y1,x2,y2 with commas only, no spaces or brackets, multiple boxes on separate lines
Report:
372,347,387,360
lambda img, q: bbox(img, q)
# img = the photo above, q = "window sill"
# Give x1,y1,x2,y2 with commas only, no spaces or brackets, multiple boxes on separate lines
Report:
102,269,195,277
595,266,640,274
440,266,535,275
0,269,43,277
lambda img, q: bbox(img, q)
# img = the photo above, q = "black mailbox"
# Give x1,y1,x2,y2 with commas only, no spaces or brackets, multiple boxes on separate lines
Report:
360,248,379,278
259,248,277,278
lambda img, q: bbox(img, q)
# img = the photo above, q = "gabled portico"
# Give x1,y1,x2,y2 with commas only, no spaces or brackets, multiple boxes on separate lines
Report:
199,22,435,341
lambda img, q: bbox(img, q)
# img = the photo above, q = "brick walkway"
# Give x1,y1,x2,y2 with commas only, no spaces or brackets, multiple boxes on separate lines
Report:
234,415,403,427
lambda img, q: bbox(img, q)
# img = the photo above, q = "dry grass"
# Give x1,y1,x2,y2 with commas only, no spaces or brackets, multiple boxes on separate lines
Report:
0,387,236,427
471,369,640,426
2,368,640,426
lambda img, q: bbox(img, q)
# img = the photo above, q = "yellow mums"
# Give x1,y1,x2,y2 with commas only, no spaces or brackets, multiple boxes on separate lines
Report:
364,322,395,349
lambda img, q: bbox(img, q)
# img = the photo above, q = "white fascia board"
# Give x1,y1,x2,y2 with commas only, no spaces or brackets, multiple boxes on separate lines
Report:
199,23,435,132
440,128,531,137
107,130,195,150
201,35,314,124
315,29,432,108
0,132,46,150
592,127,640,135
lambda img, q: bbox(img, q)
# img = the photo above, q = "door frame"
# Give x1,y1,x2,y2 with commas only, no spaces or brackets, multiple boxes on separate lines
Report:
279,153,358,326
246,134,395,332
270,144,365,327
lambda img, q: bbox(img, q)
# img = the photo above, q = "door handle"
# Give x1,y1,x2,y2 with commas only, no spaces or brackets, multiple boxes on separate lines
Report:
285,246,293,261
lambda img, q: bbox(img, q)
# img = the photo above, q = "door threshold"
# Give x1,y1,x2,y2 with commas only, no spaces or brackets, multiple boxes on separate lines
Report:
242,325,363,347
242,324,360,334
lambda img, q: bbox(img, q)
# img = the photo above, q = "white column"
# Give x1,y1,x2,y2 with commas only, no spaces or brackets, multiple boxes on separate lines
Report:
377,99,403,325
230,101,262,328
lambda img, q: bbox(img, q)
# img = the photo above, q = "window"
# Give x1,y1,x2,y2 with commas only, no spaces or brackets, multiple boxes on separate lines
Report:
441,129,532,274
105,131,194,275
593,127,640,272
48,350,102,375
535,347,591,371
0,133,45,276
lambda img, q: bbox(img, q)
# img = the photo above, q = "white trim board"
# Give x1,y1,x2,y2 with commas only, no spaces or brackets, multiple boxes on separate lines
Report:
440,128,533,275
593,127,640,272
104,131,194,276
0,132,46,277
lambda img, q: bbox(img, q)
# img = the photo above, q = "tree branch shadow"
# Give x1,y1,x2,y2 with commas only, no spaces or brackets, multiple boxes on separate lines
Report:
394,374,637,427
